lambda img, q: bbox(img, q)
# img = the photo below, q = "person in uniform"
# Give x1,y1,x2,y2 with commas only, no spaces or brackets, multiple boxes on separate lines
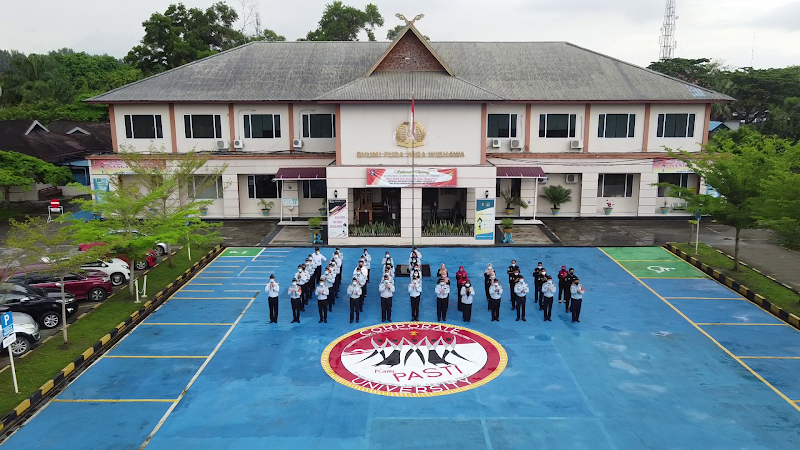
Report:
557,265,569,303
484,264,495,301
456,266,468,311
564,268,577,313
461,280,475,322
305,256,317,287
382,252,394,272
541,275,556,321
295,264,308,310
408,270,423,321
315,279,329,323
379,274,395,322
532,262,544,307
355,269,367,313
437,263,449,281
507,260,518,306
536,268,548,310
411,246,422,263
514,275,529,321
570,277,584,322
435,277,450,322
347,277,362,323
510,267,521,311
362,249,371,283
312,247,327,285
322,266,336,311
288,278,302,323
488,278,503,322
265,275,280,323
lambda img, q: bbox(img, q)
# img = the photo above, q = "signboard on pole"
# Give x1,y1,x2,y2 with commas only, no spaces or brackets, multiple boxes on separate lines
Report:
475,199,495,241
328,199,348,239
1,310,14,348
366,168,457,187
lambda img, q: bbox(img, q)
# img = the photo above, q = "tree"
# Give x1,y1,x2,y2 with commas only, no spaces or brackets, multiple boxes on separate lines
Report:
0,151,74,207
728,67,800,124
386,24,429,41
754,135,800,249
760,97,800,142
6,216,104,344
303,1,383,41
657,128,781,271
0,53,74,105
251,29,286,42
647,58,720,87
125,2,247,75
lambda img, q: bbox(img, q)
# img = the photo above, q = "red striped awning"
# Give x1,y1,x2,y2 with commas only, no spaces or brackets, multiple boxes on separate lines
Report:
496,166,547,178
273,167,327,180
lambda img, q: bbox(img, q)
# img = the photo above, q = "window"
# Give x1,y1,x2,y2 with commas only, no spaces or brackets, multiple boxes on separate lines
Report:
598,114,636,138
487,114,518,138
539,114,576,138
598,174,635,197
247,175,281,198
302,114,335,138
657,173,690,197
184,115,222,139
302,180,326,198
244,114,281,139
656,113,696,138
124,115,163,139
495,178,521,197
190,176,223,199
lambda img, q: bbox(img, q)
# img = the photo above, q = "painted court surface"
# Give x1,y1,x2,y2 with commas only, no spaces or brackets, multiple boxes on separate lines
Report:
3,247,800,449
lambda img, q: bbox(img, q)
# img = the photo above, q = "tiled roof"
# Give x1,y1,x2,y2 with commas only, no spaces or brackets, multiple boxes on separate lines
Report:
496,166,547,178
0,120,112,163
274,167,327,180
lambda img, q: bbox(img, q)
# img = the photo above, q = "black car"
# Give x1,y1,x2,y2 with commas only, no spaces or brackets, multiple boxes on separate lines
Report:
1,282,76,302
0,285,78,329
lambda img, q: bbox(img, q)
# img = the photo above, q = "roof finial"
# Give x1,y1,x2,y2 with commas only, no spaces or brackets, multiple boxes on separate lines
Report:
395,13,424,25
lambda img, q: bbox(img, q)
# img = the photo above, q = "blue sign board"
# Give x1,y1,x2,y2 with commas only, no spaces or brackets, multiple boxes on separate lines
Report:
1,311,13,339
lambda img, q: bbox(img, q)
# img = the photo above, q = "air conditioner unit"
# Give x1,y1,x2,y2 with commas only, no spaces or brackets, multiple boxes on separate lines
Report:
569,139,583,150
565,174,579,184
216,139,229,150
491,139,502,148
538,176,548,184
293,139,304,148
510,139,523,149
233,139,244,149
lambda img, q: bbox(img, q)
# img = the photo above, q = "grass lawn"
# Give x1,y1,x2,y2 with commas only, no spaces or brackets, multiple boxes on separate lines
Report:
673,242,800,317
0,244,213,418
0,207,26,222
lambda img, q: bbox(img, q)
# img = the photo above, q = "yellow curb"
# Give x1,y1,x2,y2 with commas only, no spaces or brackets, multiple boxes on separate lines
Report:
39,379,55,396
82,348,94,360
13,399,30,416
100,334,111,345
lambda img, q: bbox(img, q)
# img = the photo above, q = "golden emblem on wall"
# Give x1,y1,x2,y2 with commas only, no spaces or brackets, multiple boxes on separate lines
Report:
396,121,426,148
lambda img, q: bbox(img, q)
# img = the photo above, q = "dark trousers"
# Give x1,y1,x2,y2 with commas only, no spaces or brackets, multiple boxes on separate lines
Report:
359,288,366,311
508,284,516,309
328,288,334,311
565,291,572,312
381,297,393,321
437,297,448,321
457,288,463,311
558,283,567,301
484,282,491,300
534,285,542,305
542,296,553,320
490,299,501,321
268,296,278,322
314,266,322,285
367,268,370,283
301,284,310,304
411,296,420,320
571,298,582,322
318,300,328,321
349,298,360,322
516,296,526,320
462,303,472,322
291,297,302,322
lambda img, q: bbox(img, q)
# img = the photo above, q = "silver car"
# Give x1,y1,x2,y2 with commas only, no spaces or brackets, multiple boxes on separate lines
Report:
5,312,41,357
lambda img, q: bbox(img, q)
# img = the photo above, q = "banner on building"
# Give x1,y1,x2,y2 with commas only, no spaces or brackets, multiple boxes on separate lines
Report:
90,159,166,175
328,199,348,239
475,199,495,241
92,177,110,203
653,158,692,173
366,168,457,187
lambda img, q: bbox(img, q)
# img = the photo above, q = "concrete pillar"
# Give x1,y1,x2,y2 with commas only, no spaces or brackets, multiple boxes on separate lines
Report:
466,188,476,223
638,172,659,215
580,173,599,216
222,173,240,217
519,178,536,218
400,187,422,240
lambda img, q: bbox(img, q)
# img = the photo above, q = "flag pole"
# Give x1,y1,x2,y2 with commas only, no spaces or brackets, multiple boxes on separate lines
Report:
411,88,415,247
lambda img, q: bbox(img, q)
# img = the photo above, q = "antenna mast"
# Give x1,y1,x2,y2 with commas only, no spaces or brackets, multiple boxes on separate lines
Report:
659,0,677,60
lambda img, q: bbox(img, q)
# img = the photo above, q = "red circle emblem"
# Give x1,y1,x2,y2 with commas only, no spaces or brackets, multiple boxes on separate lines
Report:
321,322,507,397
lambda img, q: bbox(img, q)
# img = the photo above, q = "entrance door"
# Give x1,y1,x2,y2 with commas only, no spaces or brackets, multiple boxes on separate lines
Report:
353,189,373,225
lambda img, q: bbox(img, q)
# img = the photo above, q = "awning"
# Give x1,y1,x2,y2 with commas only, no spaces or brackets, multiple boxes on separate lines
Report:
496,166,547,178
273,167,327,180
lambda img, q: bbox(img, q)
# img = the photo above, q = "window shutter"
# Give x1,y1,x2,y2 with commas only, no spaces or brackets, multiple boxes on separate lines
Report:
184,115,192,138
214,115,222,139
598,114,605,137
247,175,255,198
539,114,546,137
656,114,665,137
243,115,251,138
569,114,576,138
155,115,163,138
628,114,635,137
332,114,336,138
687,114,696,137
302,115,309,138
511,114,518,138
124,115,132,138
274,115,281,138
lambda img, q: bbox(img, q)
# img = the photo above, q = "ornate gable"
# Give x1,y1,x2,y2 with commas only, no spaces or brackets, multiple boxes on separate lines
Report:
366,24,453,76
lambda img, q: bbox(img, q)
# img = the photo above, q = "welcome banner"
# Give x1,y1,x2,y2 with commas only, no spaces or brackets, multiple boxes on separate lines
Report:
365,168,457,187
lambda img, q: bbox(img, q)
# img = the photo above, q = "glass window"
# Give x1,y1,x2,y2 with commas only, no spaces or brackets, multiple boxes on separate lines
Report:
302,180,327,198
125,115,163,139
247,175,281,198
487,114,518,138
657,173,689,197
539,114,576,138
190,176,223,199
598,174,635,197
598,114,636,138
302,114,335,138
184,115,222,139
244,114,281,139
657,113,696,138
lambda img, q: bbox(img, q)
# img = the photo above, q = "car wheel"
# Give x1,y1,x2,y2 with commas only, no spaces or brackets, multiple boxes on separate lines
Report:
110,272,125,286
40,312,60,329
89,287,108,302
134,260,148,270
154,245,166,256
9,336,31,357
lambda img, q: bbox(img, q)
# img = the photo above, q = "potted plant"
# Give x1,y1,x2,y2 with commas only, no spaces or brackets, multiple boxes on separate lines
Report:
499,188,528,215
660,198,670,215
199,206,209,216
501,217,513,232
259,199,274,216
603,199,613,215
308,216,323,230
319,198,327,216
540,185,572,215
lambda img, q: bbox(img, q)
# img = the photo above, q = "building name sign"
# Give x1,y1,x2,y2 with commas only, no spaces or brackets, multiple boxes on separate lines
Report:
357,151,465,158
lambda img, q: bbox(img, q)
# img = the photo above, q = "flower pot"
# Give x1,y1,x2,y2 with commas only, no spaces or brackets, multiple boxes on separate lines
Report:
660,207,670,214
319,208,327,216
504,208,514,215
261,209,271,217
502,227,513,233
92,212,102,219
199,209,208,216
603,207,613,215
551,208,560,215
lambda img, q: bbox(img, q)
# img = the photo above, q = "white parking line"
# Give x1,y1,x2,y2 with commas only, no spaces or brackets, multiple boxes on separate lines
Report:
251,248,265,262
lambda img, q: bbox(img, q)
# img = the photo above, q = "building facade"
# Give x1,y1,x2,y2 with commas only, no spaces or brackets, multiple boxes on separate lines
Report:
88,24,731,245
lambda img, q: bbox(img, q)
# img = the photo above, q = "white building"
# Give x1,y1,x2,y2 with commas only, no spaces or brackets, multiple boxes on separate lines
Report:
87,24,731,245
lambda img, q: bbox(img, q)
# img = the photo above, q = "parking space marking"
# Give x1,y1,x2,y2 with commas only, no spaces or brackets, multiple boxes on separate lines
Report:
252,248,265,261
195,276,266,279
615,259,680,262
696,323,790,326
102,355,209,359
232,283,268,286
184,283,222,286
224,290,260,293
639,276,708,279
738,356,800,360
169,297,253,300
140,323,235,326
52,399,178,403
200,271,233,274
663,297,745,300
177,290,215,293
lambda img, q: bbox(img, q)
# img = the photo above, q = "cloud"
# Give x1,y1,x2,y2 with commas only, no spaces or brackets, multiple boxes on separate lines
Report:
749,2,800,31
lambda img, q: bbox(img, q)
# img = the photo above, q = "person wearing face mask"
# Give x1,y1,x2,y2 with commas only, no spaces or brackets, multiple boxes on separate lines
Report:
362,249,371,283
488,278,503,322
514,275,529,321
507,260,517,298
322,266,336,311
564,268,577,313
379,274,396,322
265,275,280,323
510,267,521,311
315,279,329,323
355,269,367,312
461,280,475,322
532,262,544,307
306,256,317,286
288,278,302,323
295,264,308,310
536,267,548,309
411,246,422,262
437,263,449,282
312,247,327,285
484,264,495,301
541,275,556,321
347,277,362,323
435,277,450,322
408,271,423,321
569,277,585,322
382,252,394,271
456,266,468,311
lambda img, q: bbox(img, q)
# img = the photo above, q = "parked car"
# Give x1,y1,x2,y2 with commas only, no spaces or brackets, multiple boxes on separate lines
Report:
2,312,40,357
0,288,78,329
1,282,76,302
78,243,158,271
7,271,112,302
80,259,131,286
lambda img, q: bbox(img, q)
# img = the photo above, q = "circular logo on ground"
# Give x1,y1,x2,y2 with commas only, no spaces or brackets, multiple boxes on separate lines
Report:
321,322,507,397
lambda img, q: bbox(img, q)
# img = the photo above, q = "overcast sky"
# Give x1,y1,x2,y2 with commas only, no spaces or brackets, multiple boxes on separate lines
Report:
2,0,798,69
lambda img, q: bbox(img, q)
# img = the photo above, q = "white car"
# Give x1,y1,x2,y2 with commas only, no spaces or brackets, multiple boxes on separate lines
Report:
109,230,168,257
4,312,40,357
80,259,131,287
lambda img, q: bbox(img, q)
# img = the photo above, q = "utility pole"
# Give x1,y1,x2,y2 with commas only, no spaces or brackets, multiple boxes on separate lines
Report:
659,0,678,60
